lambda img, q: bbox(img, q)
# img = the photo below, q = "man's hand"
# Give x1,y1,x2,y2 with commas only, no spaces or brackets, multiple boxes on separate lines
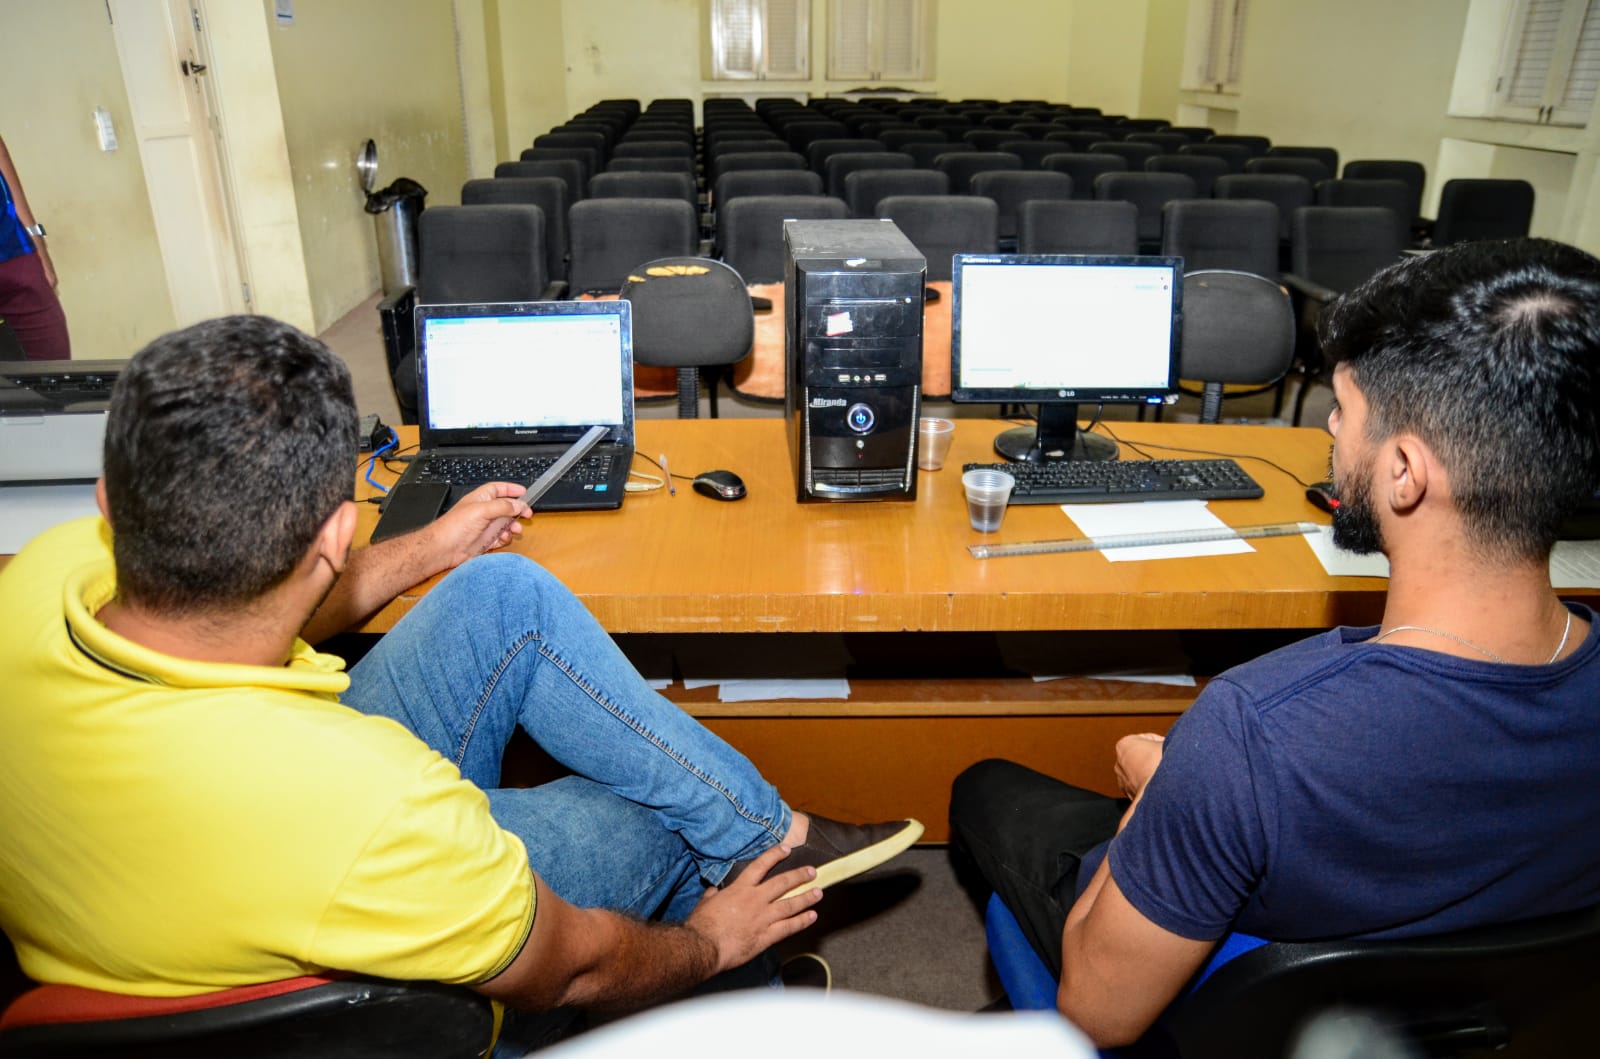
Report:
685,844,823,973
1114,733,1165,802
299,484,531,643
421,482,532,570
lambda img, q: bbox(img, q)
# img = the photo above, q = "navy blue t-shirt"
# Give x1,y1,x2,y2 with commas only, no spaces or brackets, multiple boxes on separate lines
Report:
1102,604,1600,943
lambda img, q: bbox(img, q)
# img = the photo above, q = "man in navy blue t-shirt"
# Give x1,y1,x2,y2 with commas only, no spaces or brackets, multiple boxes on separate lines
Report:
950,238,1600,1048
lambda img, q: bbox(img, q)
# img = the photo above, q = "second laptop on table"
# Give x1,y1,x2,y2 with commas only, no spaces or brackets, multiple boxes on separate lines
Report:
372,299,635,543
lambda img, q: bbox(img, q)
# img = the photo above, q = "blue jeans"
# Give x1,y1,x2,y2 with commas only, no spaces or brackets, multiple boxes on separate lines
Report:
341,552,791,923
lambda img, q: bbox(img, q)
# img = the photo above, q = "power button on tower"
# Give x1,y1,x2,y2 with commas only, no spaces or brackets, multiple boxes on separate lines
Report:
846,402,875,433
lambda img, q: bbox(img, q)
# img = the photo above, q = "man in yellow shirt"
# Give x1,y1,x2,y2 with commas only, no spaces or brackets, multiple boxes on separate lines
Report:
0,315,920,1033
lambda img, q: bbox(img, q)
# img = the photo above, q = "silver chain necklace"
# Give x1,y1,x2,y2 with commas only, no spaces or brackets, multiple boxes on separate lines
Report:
1369,609,1574,665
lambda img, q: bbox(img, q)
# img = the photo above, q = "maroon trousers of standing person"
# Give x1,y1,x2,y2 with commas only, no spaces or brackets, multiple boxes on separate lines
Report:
0,250,70,360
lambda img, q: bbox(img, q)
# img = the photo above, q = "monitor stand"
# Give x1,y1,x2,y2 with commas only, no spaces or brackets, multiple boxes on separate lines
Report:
993,403,1118,463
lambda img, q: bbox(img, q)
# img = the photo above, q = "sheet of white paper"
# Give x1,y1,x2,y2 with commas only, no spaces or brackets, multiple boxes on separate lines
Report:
0,483,99,553
1303,525,1391,578
1060,500,1253,561
716,678,851,703
1551,540,1600,588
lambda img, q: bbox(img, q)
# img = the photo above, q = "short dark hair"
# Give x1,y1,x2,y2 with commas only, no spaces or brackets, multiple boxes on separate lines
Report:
103,315,358,613
1320,238,1600,561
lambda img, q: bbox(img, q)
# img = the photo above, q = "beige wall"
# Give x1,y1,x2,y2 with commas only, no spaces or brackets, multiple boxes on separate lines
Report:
486,0,568,165
0,0,172,360
13,0,1600,365
262,0,470,331
1229,1,1465,188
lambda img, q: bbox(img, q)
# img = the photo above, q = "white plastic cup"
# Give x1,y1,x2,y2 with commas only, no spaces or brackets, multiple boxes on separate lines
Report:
917,417,955,471
961,468,1015,532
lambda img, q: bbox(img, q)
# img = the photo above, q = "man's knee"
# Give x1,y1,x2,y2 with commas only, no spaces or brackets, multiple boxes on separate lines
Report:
950,758,1032,835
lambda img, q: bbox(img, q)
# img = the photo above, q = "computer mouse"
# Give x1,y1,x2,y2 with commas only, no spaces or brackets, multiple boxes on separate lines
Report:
1305,480,1341,514
693,469,747,501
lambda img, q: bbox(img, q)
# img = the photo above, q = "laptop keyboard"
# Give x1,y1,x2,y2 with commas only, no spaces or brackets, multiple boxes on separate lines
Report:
963,458,1264,504
414,452,620,489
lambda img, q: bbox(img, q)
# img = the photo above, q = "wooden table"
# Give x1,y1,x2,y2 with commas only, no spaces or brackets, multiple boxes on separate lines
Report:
357,417,1394,838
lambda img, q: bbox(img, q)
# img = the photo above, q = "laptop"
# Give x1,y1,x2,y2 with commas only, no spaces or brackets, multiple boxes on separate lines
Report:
372,300,635,542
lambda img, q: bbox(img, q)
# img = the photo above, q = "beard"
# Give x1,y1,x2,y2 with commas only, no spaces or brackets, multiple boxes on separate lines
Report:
1331,455,1385,555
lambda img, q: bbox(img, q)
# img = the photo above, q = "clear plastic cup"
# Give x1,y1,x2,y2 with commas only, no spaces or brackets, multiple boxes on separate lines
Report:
961,468,1015,532
917,417,955,471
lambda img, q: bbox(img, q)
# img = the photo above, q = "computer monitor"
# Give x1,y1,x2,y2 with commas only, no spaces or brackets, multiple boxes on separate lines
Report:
950,254,1183,462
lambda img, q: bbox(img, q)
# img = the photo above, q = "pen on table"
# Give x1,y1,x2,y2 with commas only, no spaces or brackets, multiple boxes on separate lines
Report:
661,453,675,495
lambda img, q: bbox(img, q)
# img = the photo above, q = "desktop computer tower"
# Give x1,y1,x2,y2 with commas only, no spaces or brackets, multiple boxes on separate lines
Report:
784,219,925,503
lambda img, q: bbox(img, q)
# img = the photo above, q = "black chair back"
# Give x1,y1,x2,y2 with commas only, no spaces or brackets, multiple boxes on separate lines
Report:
1041,152,1128,200
718,195,849,283
877,195,998,282
1017,200,1138,255
623,257,754,418
843,168,950,219
460,176,569,283
1160,904,1600,1059
1432,178,1535,246
567,198,698,296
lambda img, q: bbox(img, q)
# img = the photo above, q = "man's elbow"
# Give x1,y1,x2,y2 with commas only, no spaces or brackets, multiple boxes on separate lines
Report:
1056,980,1152,1049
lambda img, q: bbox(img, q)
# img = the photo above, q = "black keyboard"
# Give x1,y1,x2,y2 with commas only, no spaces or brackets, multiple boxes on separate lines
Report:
414,452,618,488
963,458,1264,504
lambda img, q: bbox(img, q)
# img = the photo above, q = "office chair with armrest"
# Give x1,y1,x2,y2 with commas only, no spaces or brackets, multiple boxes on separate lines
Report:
1044,130,1116,154
1041,152,1128,200
896,142,966,168
878,128,949,151
712,169,823,210
588,170,697,209
1146,153,1230,198
622,257,754,419
495,159,584,207
1093,171,1198,252
1178,269,1295,423
1342,159,1428,239
1281,205,1406,424
1207,133,1271,156
381,204,563,423
986,893,1600,1059
1315,178,1414,252
1090,141,1162,169
519,146,596,190
805,138,884,175
610,140,695,160
1016,200,1138,255
843,168,950,219
969,170,1075,246
0,975,500,1059
1000,140,1069,171
1267,145,1340,178
824,151,915,199
710,150,806,186
1177,142,1253,174
1246,156,1333,184
567,198,698,297
460,177,569,286
1161,200,1279,277
1214,173,1316,264
717,195,849,283
877,195,998,282
1430,178,1535,246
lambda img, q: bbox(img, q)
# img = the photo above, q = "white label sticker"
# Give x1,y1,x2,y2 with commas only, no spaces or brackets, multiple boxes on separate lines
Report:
826,311,853,336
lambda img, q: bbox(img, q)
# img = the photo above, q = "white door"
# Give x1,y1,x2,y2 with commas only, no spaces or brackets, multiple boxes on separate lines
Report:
109,0,246,325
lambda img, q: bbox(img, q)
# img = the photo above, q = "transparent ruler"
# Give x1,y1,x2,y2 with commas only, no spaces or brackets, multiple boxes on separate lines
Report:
968,521,1321,559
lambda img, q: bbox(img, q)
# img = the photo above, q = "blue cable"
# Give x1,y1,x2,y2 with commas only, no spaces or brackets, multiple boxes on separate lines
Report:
364,431,398,494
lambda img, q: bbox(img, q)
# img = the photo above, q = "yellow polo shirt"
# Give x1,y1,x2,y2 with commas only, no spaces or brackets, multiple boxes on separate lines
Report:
0,517,534,996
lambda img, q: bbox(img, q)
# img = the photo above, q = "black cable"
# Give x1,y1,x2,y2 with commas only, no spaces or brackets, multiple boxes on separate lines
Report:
1095,422,1328,488
634,450,694,482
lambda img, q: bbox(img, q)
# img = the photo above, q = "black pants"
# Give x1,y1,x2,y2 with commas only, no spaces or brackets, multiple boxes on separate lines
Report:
949,759,1127,979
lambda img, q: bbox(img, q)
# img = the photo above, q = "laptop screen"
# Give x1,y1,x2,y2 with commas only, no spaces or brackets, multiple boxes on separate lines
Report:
415,300,634,448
